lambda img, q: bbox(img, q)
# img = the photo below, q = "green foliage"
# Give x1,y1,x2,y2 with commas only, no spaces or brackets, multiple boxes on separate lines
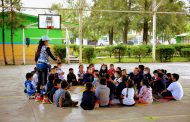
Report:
113,45,126,62
173,44,190,56
125,46,132,58
181,48,190,59
105,46,114,58
83,47,96,63
70,44,79,53
53,45,66,61
156,45,175,62
132,45,149,62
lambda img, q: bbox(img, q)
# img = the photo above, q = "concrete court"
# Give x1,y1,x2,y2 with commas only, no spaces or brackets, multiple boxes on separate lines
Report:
0,63,190,122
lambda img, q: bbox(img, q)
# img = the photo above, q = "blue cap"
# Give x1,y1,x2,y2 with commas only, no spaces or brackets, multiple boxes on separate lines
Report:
41,36,51,41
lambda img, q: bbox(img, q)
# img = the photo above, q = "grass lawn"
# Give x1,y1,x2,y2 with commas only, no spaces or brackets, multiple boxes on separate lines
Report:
90,57,190,64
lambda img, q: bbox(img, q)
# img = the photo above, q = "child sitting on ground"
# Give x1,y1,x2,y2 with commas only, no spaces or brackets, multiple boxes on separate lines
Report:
106,74,115,104
95,77,110,107
138,79,153,104
31,67,38,89
122,69,128,77
57,62,65,80
48,79,62,103
116,76,127,99
152,71,166,97
166,73,173,88
24,73,36,99
111,71,122,87
80,82,97,110
99,64,108,77
108,64,115,80
161,73,183,100
120,79,136,106
83,67,94,84
67,68,78,86
92,73,100,88
54,80,78,107
143,67,152,82
77,65,85,85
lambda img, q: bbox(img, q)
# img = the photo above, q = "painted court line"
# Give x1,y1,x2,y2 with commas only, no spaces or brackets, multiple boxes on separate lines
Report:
92,114,190,122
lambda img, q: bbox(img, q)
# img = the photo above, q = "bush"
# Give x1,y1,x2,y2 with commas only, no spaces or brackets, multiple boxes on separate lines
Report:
181,48,190,58
156,45,175,62
94,47,108,57
105,46,114,58
173,44,190,56
132,45,148,62
83,47,96,63
126,46,132,58
70,44,79,54
113,45,126,62
144,45,152,56
53,45,66,62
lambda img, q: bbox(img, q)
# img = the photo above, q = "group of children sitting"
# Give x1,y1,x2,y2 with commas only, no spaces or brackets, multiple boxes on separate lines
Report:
24,63,184,110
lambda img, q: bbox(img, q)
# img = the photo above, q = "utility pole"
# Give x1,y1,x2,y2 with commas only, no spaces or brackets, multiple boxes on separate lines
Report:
2,0,8,65
152,0,156,62
79,0,85,64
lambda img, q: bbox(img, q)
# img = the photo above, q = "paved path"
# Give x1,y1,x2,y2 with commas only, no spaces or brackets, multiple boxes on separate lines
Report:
0,63,190,122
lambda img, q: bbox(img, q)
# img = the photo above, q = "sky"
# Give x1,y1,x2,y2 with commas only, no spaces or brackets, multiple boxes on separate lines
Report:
21,0,93,16
21,0,189,16
21,0,64,15
22,0,64,8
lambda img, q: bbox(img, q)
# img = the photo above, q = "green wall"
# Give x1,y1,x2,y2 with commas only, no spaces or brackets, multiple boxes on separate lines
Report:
0,13,65,44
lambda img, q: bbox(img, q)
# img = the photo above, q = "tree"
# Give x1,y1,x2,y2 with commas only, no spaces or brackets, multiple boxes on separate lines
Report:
88,0,118,45
2,0,23,65
115,0,136,44
1,0,8,65
51,0,90,43
113,45,126,62
156,0,187,44
133,0,152,44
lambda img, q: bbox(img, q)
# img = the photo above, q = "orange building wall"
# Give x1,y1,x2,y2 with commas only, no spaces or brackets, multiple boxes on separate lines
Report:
0,44,54,64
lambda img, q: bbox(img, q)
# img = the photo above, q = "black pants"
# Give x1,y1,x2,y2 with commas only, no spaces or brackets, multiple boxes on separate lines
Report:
161,91,173,98
36,68,48,93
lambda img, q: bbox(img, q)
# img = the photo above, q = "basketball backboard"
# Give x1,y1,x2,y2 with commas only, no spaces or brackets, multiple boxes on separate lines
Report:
38,14,61,29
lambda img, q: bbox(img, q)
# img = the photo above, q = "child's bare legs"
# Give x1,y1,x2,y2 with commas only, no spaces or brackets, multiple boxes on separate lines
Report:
138,98,148,104
42,94,51,104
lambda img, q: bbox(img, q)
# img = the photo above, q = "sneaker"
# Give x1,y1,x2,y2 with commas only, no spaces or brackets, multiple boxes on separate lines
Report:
35,95,42,102
109,100,112,105
72,101,78,107
42,98,51,104
28,95,35,100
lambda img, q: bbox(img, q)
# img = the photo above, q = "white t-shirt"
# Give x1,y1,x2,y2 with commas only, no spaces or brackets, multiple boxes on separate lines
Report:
114,77,122,86
167,81,183,100
122,88,135,105
32,73,38,88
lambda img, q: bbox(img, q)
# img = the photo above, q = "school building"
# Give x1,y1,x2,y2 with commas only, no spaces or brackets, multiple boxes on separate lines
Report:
0,13,69,64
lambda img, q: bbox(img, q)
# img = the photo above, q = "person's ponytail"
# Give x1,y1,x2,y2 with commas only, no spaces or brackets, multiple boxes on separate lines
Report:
35,39,45,62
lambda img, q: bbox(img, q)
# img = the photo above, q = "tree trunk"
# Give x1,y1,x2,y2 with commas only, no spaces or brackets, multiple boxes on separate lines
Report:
123,23,129,44
10,0,15,65
1,0,8,65
143,18,149,44
109,26,113,45
143,0,149,44
119,49,121,62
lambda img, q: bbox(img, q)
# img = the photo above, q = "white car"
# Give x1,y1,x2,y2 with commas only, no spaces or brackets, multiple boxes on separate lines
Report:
97,37,116,46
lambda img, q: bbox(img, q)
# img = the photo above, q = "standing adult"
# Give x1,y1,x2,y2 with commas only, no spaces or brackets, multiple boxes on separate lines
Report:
35,36,58,103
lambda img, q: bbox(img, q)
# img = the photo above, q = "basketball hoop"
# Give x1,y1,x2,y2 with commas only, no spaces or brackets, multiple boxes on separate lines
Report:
47,26,54,29
38,14,61,29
